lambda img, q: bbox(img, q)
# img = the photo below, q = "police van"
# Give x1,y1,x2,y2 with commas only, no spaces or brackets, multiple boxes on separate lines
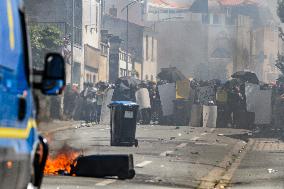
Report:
0,0,65,188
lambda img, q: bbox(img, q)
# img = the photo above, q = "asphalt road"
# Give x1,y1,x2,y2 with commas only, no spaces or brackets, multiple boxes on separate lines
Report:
40,122,284,189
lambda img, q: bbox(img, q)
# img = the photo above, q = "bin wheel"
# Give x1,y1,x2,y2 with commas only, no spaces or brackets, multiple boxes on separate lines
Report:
134,139,138,147
128,169,136,179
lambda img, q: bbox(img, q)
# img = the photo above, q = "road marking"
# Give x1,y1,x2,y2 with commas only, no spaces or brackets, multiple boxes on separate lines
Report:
95,179,117,186
176,143,187,148
191,136,200,141
201,133,207,136
195,142,228,146
197,140,253,189
135,160,152,168
216,139,254,188
160,150,174,156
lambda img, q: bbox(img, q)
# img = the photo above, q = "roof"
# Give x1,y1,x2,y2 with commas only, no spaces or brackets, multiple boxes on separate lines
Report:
218,0,263,6
148,0,193,9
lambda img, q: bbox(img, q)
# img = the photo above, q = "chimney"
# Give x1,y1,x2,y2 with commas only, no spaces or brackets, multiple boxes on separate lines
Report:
109,5,117,17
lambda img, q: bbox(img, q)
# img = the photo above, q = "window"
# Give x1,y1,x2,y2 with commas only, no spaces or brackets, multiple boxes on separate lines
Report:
120,68,123,77
124,54,128,62
213,14,219,25
19,10,30,85
145,74,149,80
86,74,89,82
151,75,154,81
146,35,149,60
93,75,96,83
96,5,98,33
202,14,209,24
74,27,82,46
225,16,234,25
152,37,154,61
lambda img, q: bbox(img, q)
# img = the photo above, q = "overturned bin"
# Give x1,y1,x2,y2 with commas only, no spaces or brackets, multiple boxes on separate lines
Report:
108,101,139,147
71,154,135,179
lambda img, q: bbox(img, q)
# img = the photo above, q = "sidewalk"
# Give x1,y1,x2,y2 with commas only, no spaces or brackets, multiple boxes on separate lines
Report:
38,120,82,135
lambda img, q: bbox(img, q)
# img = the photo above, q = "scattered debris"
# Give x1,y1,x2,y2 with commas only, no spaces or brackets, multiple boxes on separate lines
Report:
160,165,165,168
170,137,176,140
160,151,173,156
178,133,182,137
175,126,180,130
191,152,199,155
267,168,278,174
145,179,155,183
217,134,224,136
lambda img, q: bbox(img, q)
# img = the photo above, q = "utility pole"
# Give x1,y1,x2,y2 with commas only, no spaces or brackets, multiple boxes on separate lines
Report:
126,5,129,76
71,0,75,84
122,1,144,77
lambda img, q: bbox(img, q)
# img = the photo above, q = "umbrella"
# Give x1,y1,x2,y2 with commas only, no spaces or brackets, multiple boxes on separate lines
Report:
112,77,141,101
117,76,141,89
157,67,187,83
231,71,259,84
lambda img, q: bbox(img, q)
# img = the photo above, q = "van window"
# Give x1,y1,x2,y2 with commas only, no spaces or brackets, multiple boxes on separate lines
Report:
0,1,30,87
0,1,24,71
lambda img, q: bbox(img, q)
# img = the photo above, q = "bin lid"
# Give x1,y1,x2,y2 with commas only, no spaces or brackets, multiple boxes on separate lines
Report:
109,101,138,107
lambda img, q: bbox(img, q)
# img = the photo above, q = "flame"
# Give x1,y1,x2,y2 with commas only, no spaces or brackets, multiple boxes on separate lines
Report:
44,145,79,175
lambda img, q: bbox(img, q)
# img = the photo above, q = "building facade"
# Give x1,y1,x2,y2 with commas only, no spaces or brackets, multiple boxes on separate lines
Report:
103,14,158,81
24,0,84,87
24,0,111,88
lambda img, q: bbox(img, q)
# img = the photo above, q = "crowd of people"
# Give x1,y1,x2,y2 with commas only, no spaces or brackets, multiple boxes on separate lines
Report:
47,72,284,129
59,79,162,124
63,82,109,123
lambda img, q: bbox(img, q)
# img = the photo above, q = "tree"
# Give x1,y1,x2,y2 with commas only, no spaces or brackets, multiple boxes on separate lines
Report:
277,1,284,74
278,0,284,22
29,24,63,69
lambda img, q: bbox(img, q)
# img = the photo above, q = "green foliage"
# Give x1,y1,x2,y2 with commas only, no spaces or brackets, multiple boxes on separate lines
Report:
29,25,63,69
278,0,284,22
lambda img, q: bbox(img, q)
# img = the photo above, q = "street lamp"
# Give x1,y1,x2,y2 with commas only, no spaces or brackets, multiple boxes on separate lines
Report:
70,0,75,85
121,0,144,76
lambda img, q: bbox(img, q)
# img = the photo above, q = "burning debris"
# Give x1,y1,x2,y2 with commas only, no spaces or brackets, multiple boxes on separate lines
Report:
44,145,135,179
44,145,80,175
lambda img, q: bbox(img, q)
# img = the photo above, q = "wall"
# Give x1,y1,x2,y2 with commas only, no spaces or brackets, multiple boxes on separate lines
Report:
98,53,109,82
156,20,208,80
135,62,142,80
82,0,101,49
233,15,252,73
103,0,145,26
82,0,102,85
24,0,84,87
142,34,158,81
103,15,144,62
253,26,281,83
207,12,236,81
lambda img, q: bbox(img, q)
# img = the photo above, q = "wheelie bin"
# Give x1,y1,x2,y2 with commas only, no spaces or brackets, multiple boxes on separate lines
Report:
108,101,139,147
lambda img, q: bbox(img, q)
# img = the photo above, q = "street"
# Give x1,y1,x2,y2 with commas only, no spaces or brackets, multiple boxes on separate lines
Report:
39,121,284,189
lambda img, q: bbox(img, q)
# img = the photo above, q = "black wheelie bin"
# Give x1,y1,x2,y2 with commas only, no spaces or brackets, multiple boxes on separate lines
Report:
108,101,139,147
